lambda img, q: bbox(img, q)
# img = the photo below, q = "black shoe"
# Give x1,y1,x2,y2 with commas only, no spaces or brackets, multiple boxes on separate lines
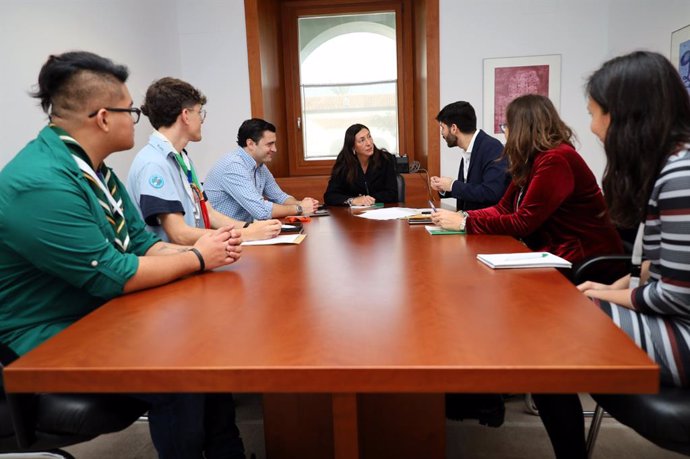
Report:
445,393,505,427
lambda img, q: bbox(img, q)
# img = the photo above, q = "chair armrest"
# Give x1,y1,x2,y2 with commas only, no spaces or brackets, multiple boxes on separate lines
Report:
572,254,633,285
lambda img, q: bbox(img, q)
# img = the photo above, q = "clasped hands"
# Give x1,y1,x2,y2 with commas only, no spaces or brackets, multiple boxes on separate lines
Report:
350,195,376,206
300,197,320,214
430,176,453,193
194,226,242,270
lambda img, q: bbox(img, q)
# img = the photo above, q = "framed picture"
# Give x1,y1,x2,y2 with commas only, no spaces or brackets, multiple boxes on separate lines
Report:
671,24,690,94
483,54,561,141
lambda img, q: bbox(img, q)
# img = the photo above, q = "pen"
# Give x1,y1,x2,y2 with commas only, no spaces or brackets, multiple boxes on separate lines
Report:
428,200,437,212
503,253,549,261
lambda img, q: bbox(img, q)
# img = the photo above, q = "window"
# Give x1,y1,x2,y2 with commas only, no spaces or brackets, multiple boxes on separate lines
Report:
299,13,399,160
245,0,439,182
282,1,408,176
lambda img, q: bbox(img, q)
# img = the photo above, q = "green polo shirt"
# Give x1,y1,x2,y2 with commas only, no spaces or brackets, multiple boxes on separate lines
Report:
0,126,160,355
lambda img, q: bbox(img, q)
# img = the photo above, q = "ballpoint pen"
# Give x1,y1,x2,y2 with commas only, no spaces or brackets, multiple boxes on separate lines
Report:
502,252,549,261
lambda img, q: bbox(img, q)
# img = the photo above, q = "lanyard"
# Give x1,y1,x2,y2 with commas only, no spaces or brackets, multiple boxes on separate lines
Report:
172,150,211,229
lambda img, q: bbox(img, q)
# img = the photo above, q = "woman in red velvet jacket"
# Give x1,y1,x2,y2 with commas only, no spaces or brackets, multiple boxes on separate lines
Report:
431,94,622,265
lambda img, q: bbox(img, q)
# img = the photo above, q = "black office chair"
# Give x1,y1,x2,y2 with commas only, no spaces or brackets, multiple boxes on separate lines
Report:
571,257,690,457
396,173,406,202
0,342,149,457
523,252,634,416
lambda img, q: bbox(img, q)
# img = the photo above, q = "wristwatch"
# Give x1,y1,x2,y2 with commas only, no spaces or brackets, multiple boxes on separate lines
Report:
295,204,303,215
345,198,354,206
459,211,469,231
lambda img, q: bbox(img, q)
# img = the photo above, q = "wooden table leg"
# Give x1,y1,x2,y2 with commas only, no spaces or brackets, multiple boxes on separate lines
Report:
332,393,360,459
263,393,444,459
263,393,333,459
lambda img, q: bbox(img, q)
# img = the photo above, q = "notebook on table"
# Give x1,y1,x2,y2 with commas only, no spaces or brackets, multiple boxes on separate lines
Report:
476,252,571,269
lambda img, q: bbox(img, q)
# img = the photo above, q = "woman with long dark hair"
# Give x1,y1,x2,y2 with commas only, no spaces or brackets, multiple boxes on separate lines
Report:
533,51,690,459
323,123,398,206
431,94,622,266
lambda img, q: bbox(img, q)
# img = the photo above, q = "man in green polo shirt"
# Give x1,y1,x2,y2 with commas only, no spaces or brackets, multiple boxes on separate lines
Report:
0,51,246,458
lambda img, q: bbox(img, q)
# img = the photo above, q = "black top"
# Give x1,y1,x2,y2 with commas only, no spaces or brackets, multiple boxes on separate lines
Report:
324,154,399,205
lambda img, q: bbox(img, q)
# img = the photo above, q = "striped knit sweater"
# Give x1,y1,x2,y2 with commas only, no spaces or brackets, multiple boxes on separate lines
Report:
633,146,690,316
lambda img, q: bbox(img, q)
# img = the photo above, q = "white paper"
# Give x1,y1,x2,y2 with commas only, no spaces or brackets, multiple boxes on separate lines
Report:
355,207,423,220
242,234,303,246
476,252,572,269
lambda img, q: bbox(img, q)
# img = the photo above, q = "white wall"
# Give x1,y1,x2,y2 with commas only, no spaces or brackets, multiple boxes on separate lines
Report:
2,0,689,184
0,0,250,179
174,0,252,177
0,0,181,175
438,0,690,207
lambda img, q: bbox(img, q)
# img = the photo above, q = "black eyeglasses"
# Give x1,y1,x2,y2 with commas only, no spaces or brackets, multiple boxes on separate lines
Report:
88,107,142,124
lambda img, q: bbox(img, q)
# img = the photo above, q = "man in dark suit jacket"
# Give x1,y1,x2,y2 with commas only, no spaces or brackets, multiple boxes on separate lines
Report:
431,101,509,210
430,102,509,426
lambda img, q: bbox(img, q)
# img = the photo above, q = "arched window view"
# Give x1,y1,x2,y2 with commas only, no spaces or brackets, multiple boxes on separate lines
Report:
298,12,399,160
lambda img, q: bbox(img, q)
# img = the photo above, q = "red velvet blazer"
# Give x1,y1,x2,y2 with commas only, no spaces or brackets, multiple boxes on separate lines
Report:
466,143,623,264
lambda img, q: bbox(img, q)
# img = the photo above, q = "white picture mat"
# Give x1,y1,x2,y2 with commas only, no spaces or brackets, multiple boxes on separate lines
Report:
483,54,561,143
671,24,690,94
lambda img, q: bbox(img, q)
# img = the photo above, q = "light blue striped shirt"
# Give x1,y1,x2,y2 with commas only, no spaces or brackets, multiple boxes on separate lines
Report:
204,146,289,221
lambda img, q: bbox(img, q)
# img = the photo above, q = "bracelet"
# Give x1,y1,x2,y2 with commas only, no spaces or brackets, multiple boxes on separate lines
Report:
243,221,251,228
188,247,205,272
459,211,469,232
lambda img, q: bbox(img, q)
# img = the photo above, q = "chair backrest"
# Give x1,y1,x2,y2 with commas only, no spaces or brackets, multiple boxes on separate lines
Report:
396,174,405,202
0,341,147,453
0,343,30,451
592,389,690,456
572,255,633,285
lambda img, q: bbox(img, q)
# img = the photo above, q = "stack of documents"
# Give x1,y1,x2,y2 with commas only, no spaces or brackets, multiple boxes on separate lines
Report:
355,207,422,220
406,213,433,225
476,252,571,269
242,234,306,246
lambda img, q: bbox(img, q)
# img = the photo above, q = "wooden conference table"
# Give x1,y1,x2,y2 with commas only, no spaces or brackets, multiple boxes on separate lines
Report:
5,204,658,458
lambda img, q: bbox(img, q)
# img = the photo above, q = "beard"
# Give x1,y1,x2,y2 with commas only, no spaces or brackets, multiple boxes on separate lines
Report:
444,132,458,148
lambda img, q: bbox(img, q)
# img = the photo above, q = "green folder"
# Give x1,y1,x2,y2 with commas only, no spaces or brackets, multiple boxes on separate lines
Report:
425,226,465,235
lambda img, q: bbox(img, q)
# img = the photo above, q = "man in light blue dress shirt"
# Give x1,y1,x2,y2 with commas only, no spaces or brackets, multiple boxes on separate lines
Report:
205,119,319,221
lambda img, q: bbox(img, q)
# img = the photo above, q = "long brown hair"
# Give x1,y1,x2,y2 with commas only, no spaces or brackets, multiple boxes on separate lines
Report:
503,94,574,187
587,51,690,228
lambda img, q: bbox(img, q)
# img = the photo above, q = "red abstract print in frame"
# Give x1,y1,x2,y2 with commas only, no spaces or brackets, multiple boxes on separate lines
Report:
493,65,550,133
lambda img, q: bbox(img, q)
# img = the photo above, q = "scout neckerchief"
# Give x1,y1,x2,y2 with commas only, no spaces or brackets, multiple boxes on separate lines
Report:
51,126,130,252
172,149,211,229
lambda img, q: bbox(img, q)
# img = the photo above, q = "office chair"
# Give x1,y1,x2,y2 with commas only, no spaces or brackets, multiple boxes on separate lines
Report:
523,252,634,416
396,173,406,202
0,342,148,457
570,257,690,458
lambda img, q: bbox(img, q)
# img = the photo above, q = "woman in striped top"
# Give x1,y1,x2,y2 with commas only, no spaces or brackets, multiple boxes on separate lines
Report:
534,51,690,458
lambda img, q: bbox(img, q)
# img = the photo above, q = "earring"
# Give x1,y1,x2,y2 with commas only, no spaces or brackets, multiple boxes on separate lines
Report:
352,149,356,155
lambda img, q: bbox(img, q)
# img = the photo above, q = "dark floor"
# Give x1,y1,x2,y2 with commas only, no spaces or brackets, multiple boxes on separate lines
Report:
41,394,684,459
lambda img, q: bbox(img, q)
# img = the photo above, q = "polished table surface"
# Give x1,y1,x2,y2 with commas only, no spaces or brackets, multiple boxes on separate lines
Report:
5,205,657,394
4,205,658,458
